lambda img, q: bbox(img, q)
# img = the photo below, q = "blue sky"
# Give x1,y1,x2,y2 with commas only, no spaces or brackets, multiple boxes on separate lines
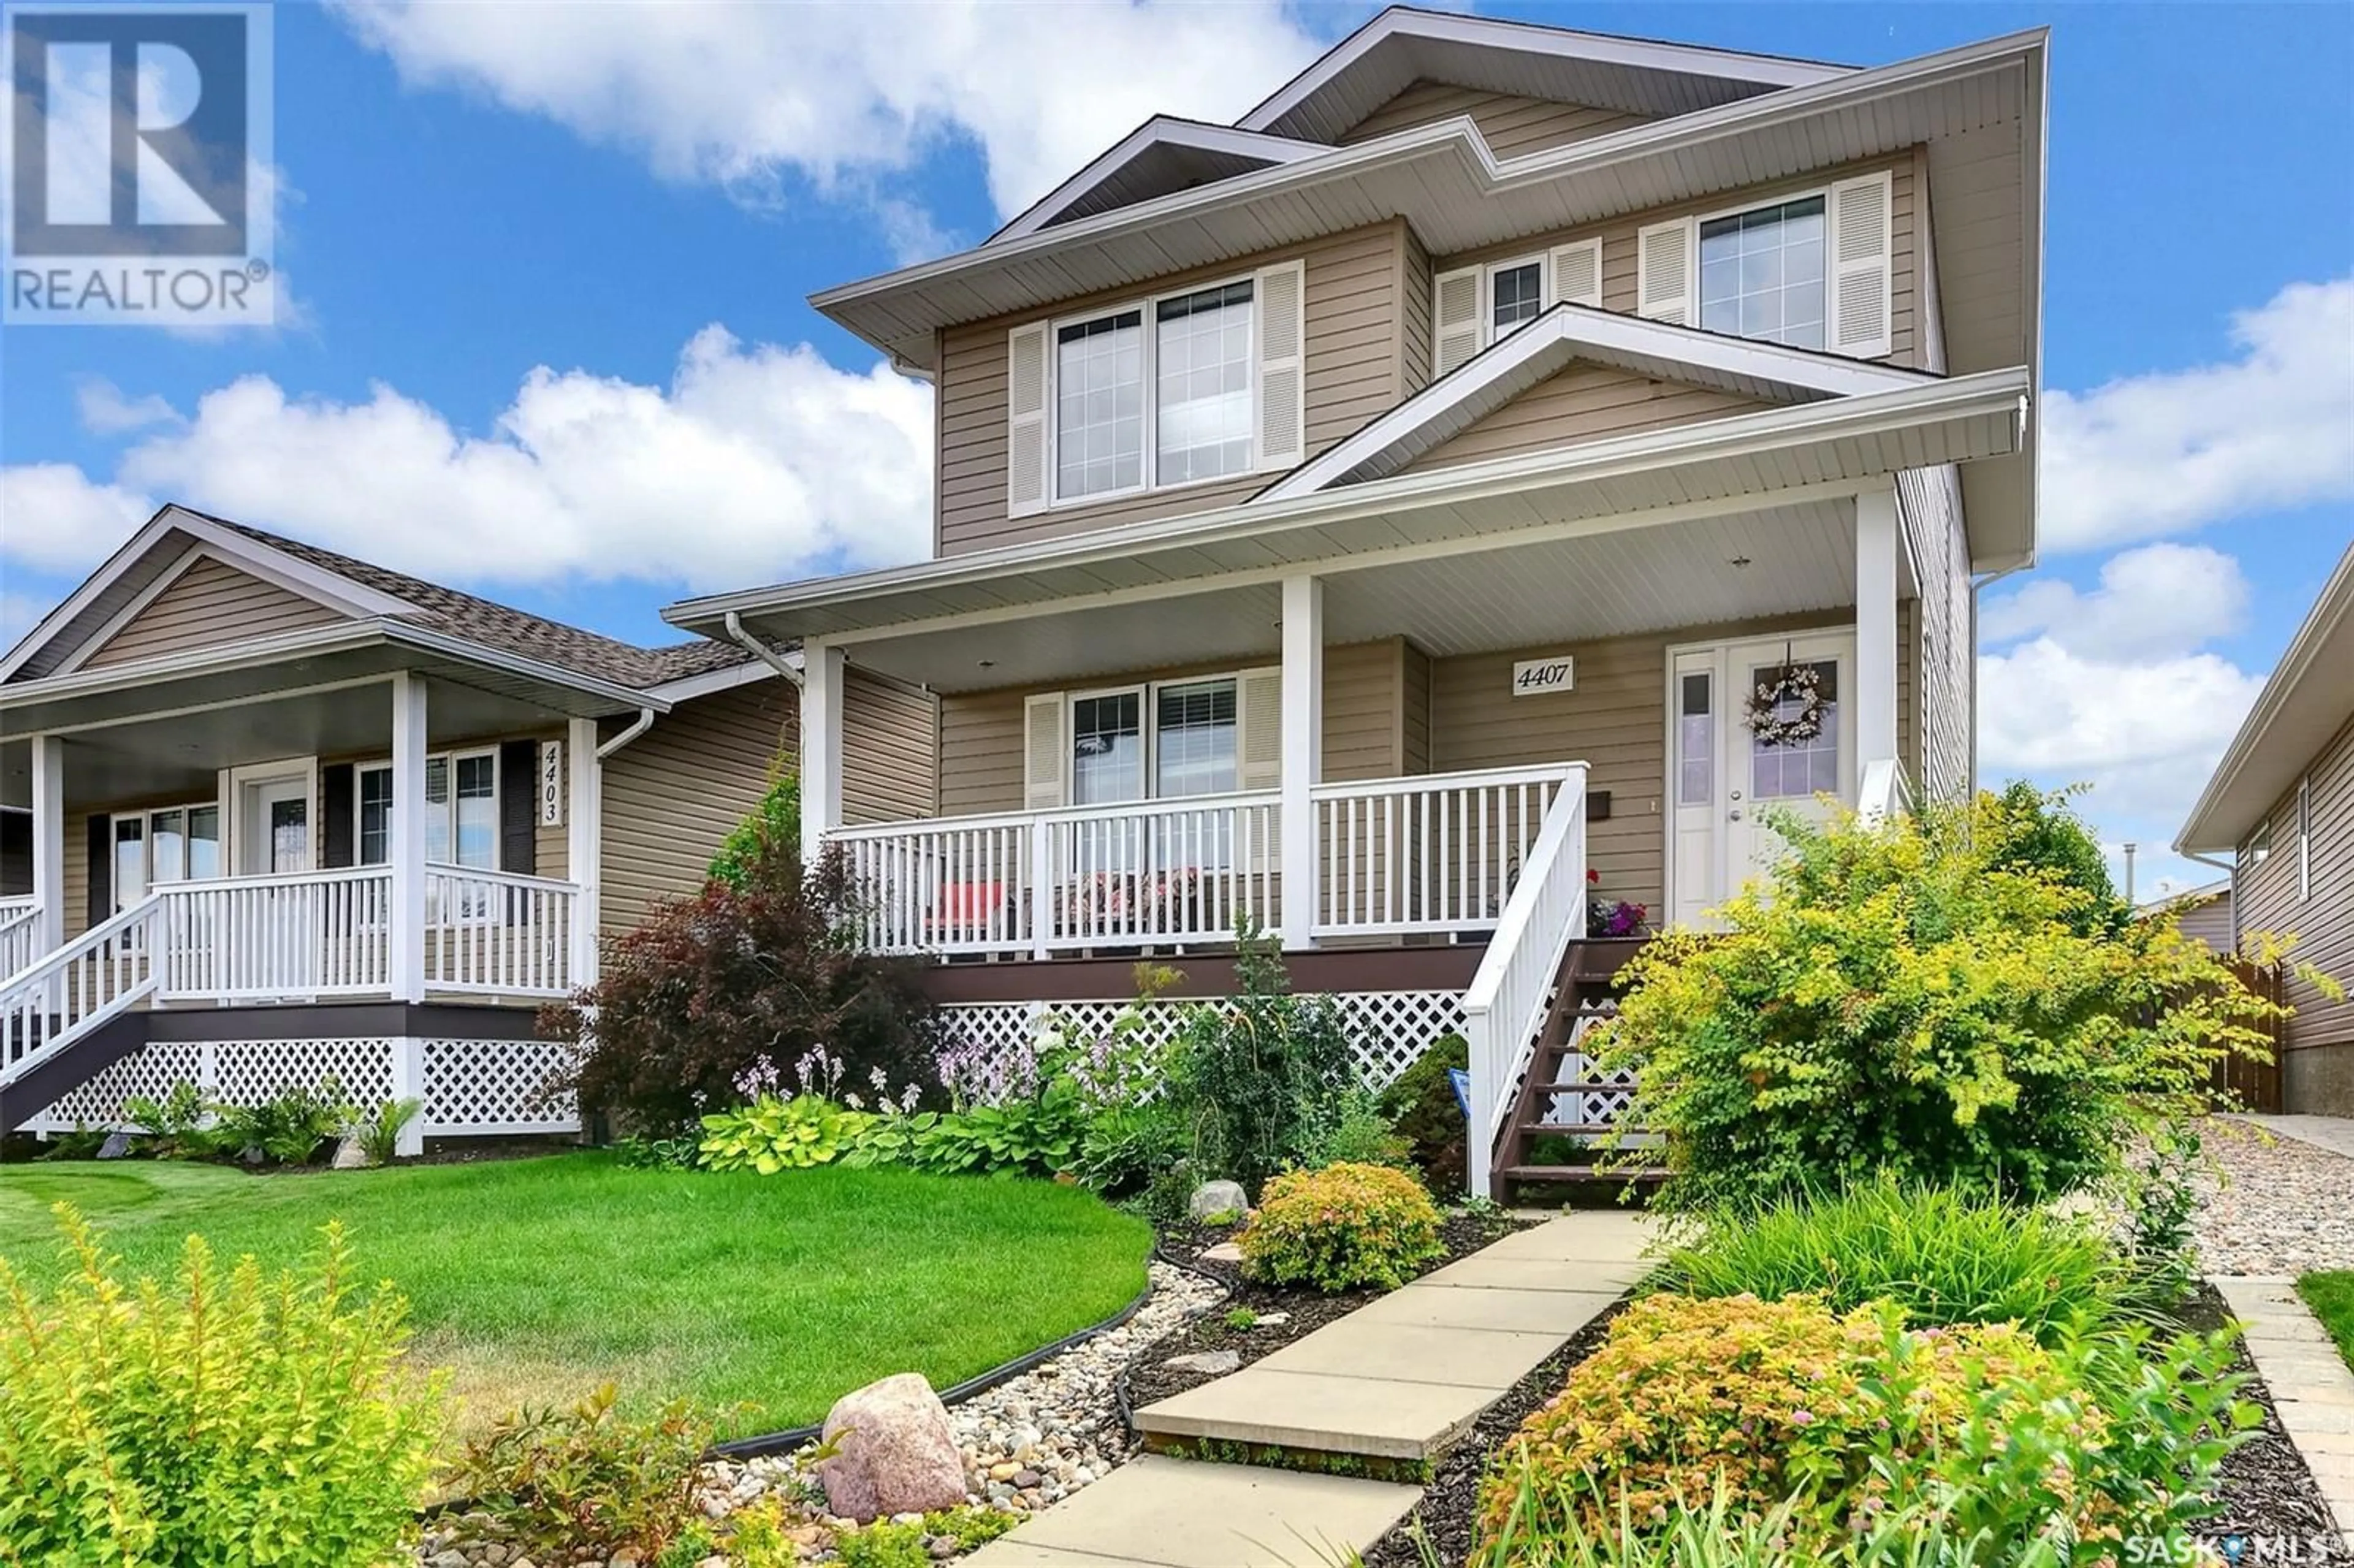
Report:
2,1,2348,896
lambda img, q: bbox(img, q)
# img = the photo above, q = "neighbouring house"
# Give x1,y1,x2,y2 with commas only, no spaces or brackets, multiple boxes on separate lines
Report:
2136,878,2235,954
661,9,2049,1194
2177,542,2354,1116
0,506,937,1149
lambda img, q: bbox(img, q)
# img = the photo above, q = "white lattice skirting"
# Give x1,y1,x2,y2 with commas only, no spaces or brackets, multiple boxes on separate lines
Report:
937,989,1468,1098
24,1037,581,1139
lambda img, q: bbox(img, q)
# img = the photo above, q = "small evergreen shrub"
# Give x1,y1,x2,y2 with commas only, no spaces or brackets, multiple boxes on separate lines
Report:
1240,1162,1444,1292
0,1207,446,1564
441,1384,713,1556
1651,1182,2129,1345
1381,1033,1469,1192
356,1094,424,1166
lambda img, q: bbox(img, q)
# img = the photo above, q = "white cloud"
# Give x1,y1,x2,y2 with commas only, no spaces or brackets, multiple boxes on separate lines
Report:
2,325,933,596
74,378,183,436
2041,276,2354,552
1979,542,2250,662
327,0,1329,221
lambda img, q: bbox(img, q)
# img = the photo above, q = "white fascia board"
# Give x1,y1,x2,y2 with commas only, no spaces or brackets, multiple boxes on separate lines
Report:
639,657,785,704
0,617,671,719
1262,304,1940,501
0,504,419,683
2176,544,2354,854
810,29,2044,325
1236,8,1848,134
668,366,2028,637
994,118,1331,243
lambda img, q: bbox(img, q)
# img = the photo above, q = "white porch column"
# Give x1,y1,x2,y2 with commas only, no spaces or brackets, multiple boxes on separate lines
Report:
389,672,428,1003
1854,483,1900,773
567,717,601,989
1279,575,1324,951
29,736,64,954
800,641,845,866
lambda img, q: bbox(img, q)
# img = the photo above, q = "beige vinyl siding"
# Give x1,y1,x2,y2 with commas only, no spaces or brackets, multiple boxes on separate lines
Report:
1400,642,1432,775
1899,465,1973,801
1426,611,1913,913
2237,713,2354,1060
599,682,793,933
935,221,1411,555
1338,81,1652,158
63,810,90,942
845,676,940,824
1437,153,1925,371
1402,363,1769,474
1398,229,1435,399
83,555,343,669
2171,894,2235,955
937,643,1406,816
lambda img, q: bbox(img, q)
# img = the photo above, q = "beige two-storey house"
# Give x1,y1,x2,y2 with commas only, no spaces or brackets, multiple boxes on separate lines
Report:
671,9,2049,1192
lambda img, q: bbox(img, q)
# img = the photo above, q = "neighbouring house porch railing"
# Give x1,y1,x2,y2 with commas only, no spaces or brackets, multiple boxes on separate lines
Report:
828,762,1584,959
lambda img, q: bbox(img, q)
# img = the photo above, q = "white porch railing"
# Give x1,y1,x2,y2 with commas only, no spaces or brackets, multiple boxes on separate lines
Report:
0,898,39,982
424,866,581,996
832,761,1589,960
1462,767,1590,1197
0,897,160,1086
1312,765,1578,938
156,867,395,1001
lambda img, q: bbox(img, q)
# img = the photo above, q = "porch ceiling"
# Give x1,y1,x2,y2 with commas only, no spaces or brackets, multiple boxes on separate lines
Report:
844,500,1893,693
0,675,569,810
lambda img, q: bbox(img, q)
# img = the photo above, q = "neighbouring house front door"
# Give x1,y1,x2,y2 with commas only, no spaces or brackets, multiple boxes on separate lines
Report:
1668,631,1856,930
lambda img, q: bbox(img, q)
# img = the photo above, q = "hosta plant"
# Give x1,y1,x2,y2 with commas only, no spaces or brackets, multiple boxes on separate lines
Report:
699,1093,875,1173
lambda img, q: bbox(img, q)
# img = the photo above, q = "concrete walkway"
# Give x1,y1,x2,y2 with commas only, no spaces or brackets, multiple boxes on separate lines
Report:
2215,1276,2354,1531
2247,1114,2354,1161
964,1210,1650,1567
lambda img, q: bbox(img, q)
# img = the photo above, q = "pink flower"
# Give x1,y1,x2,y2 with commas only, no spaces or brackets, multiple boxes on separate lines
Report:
1791,1409,1815,1426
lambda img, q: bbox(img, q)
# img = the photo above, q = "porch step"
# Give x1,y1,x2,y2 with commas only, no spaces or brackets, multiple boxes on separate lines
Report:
1500,1163,1667,1184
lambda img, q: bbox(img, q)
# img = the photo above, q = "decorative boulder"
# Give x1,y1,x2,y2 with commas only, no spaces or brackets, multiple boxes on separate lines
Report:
817,1373,966,1523
95,1130,134,1160
1187,1179,1249,1221
331,1135,370,1170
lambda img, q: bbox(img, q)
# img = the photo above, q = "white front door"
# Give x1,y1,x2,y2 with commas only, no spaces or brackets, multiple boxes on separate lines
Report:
238,775,312,875
1667,631,1856,929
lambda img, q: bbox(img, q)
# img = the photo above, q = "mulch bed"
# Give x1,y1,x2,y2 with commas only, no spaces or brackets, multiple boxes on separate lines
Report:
2178,1281,2338,1541
1124,1209,1534,1412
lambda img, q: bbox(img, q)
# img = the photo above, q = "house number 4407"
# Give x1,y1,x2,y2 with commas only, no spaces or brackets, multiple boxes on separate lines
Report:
1510,657,1574,698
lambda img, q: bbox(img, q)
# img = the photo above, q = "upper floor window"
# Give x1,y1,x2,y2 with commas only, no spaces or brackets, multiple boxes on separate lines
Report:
1489,260,1544,338
1431,242,1601,379
1699,196,1826,350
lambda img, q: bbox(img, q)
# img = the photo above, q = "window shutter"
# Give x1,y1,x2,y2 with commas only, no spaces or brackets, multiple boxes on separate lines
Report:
1254,259,1307,470
1636,219,1694,325
1828,171,1894,359
321,764,356,869
1431,265,1482,378
87,815,110,926
1550,240,1602,309
1023,693,1067,810
1007,321,1051,517
498,740,537,875
1236,667,1284,792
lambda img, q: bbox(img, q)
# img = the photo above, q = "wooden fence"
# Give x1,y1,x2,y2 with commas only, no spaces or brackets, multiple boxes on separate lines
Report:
2211,959,2286,1114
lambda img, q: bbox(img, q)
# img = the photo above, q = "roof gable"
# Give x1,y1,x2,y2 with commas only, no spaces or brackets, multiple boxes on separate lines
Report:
1400,360,1773,477
78,553,349,672
1336,79,1653,157
994,118,1327,243
1261,303,1940,498
1239,7,1846,143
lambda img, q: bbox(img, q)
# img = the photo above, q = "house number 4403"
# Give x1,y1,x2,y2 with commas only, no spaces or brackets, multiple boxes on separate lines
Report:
1510,657,1574,697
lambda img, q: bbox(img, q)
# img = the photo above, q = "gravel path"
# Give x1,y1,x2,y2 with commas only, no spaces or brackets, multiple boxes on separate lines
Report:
2198,1116,2354,1278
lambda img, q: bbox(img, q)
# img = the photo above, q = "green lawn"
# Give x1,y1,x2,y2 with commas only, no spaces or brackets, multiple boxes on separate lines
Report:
0,1155,1151,1437
2298,1271,2354,1371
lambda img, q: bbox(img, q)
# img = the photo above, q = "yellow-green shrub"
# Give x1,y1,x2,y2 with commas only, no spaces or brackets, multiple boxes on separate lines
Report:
1240,1162,1444,1292
1476,1293,2094,1547
0,1206,448,1565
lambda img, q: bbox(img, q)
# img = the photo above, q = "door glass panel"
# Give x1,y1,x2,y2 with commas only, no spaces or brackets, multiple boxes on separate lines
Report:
1677,672,1713,807
359,767,392,865
1748,660,1841,799
269,796,308,874
186,807,220,880
113,819,146,911
424,758,452,865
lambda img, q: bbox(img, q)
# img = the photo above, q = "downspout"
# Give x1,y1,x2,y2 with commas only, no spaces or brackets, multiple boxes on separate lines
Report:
723,611,804,688
596,707,655,759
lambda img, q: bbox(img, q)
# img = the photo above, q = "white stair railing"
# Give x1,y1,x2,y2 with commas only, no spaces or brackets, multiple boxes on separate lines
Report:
1461,766,1590,1197
0,896,162,1087
0,900,40,983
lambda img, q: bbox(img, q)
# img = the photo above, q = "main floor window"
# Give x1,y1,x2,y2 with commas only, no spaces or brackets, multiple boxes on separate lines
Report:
1699,195,1826,349
109,803,221,912
356,750,498,870
1056,279,1254,501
